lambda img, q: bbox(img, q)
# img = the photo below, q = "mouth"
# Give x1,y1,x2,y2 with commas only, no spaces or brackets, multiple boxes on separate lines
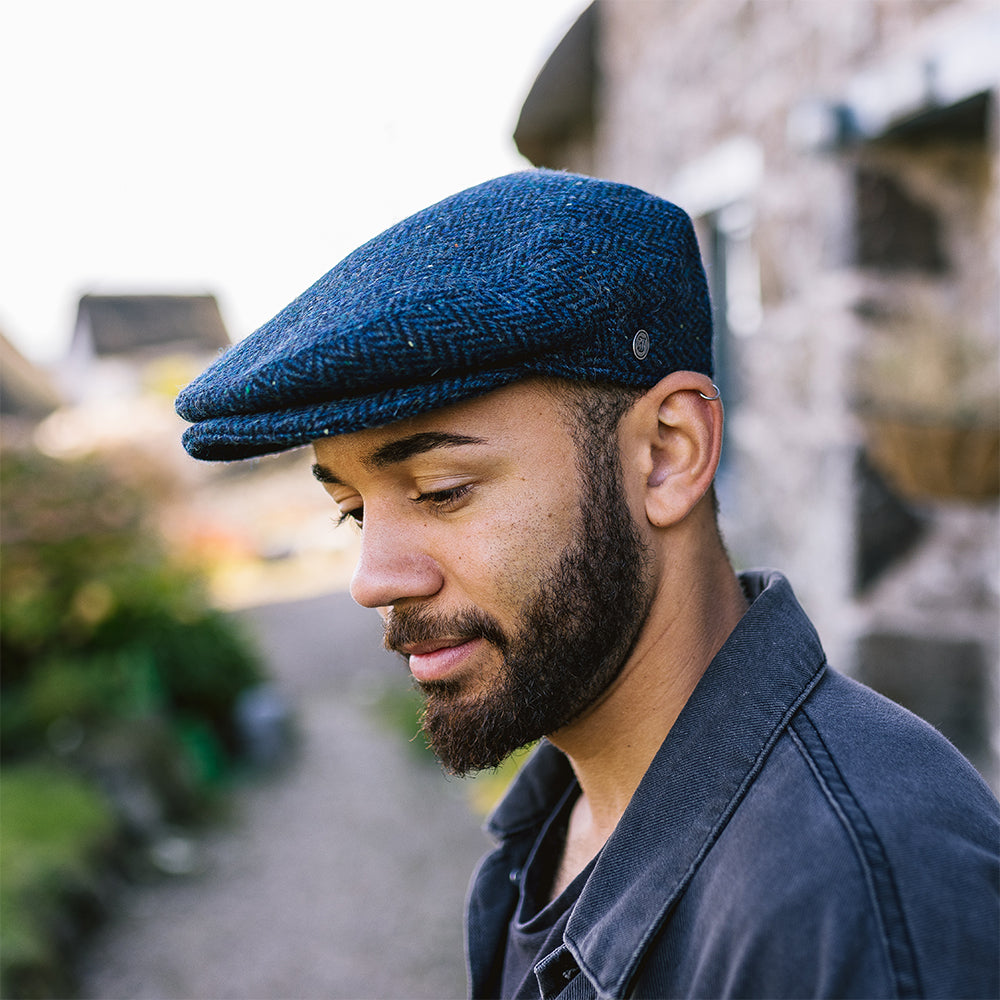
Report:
403,637,484,683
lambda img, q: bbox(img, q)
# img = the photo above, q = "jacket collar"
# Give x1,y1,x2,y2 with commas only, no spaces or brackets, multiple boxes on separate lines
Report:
487,570,828,998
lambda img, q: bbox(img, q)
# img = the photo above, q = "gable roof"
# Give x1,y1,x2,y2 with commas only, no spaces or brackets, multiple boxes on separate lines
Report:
73,294,230,358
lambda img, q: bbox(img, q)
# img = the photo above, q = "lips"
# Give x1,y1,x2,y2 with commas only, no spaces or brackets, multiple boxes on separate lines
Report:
384,606,505,684
405,637,484,683
399,637,466,657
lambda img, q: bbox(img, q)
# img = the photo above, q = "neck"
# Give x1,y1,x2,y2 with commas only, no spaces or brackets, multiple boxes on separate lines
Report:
548,538,748,848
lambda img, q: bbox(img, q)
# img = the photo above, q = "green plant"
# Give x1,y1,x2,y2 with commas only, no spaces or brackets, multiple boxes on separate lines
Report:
0,762,117,998
0,448,263,767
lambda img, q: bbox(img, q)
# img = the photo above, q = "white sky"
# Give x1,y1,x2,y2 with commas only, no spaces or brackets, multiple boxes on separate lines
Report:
1,0,586,363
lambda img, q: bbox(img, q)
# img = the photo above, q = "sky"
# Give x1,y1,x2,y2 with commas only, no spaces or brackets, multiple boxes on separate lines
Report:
1,0,586,363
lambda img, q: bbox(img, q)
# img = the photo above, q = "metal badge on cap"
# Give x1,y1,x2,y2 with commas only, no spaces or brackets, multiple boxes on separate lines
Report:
632,329,650,360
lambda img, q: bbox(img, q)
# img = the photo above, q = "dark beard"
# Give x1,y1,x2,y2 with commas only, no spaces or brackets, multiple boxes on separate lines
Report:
383,448,655,775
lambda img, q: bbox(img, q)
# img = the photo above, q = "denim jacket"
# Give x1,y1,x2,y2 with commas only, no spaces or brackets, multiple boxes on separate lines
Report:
465,571,1000,999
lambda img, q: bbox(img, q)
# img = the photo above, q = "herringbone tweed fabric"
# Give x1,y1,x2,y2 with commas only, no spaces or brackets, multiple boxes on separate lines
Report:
176,169,713,461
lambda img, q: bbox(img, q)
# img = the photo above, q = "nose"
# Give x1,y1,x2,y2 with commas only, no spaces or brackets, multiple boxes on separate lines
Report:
349,516,444,609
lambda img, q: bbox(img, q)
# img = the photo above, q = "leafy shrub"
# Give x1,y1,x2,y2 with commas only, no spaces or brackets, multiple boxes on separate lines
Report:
0,761,117,999
0,448,263,767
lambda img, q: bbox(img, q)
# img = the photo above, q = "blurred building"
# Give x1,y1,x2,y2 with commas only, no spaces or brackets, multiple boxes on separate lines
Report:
37,293,232,470
36,293,359,608
0,331,63,442
517,0,999,785
61,293,230,404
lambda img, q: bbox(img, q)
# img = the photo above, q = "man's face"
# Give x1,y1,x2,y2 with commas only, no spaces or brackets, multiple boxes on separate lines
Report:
312,382,655,774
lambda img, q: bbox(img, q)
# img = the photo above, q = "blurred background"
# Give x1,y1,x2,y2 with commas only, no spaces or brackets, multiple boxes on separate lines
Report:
1,1,997,997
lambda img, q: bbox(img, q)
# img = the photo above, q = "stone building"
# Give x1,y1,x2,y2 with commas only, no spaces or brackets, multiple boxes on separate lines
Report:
516,0,999,785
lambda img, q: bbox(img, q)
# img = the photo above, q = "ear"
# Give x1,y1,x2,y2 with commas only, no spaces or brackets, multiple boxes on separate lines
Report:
622,371,724,528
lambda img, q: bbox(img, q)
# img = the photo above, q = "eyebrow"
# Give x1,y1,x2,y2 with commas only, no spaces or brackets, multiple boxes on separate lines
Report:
311,431,487,485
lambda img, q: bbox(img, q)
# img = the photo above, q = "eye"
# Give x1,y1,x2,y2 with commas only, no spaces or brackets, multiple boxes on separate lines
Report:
335,507,363,528
413,483,473,512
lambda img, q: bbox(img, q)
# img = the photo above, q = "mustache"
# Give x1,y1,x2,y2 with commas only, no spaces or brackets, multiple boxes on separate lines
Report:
383,605,508,656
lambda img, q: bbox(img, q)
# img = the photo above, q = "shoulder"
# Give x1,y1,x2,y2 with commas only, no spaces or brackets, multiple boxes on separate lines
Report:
799,668,999,846
793,669,999,996
644,668,999,999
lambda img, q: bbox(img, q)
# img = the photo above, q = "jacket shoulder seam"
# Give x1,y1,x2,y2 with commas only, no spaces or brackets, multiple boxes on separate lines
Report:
791,707,922,998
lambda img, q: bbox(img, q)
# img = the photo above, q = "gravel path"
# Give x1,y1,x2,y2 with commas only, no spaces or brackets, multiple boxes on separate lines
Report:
77,592,490,1000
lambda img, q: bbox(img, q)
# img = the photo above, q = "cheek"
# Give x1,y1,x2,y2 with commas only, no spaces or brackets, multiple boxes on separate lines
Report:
466,489,580,611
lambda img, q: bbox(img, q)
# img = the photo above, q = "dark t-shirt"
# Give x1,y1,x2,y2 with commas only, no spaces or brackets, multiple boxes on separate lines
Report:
500,786,598,999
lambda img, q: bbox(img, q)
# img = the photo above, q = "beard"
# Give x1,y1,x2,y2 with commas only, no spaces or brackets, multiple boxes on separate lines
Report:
382,445,655,775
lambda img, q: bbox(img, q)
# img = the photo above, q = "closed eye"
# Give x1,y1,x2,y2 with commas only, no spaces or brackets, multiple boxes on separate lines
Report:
335,508,363,528
413,483,473,512
334,483,472,529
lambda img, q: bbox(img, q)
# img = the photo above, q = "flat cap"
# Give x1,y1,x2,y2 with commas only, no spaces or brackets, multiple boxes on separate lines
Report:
176,169,713,460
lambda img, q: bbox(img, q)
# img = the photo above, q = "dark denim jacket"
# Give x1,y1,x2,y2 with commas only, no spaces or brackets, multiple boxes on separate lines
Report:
466,571,1000,999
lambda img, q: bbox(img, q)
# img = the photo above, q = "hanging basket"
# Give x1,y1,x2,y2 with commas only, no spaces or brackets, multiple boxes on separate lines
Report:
861,413,999,502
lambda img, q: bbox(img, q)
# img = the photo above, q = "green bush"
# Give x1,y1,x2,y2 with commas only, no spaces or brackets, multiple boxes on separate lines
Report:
0,761,117,999
0,448,263,767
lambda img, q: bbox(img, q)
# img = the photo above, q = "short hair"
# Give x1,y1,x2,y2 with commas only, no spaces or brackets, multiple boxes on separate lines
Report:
543,377,721,523
544,378,644,461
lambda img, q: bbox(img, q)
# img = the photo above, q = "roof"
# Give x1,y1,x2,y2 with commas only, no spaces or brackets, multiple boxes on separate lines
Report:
513,2,598,168
73,294,231,358
0,332,62,420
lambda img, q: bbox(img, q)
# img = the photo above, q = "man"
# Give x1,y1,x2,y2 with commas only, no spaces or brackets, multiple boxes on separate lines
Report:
177,170,999,999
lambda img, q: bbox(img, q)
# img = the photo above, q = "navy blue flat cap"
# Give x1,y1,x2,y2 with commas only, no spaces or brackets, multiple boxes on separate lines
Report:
176,169,713,460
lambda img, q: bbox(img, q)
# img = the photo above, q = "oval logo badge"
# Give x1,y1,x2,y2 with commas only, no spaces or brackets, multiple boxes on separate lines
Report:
632,329,650,360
